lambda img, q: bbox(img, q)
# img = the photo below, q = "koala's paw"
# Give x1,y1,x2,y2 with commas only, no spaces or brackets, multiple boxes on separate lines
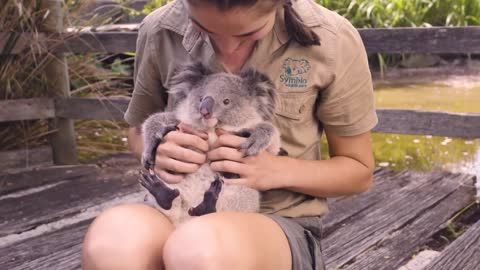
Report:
141,124,178,170
139,171,179,210
236,128,272,156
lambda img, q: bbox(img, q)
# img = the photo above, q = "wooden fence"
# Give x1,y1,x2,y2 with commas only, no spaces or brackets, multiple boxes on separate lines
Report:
2,11,480,165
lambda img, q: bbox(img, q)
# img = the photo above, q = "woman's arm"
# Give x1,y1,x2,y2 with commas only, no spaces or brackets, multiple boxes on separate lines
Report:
208,129,375,198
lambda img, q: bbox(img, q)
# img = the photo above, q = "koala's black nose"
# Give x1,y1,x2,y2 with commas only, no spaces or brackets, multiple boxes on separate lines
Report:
199,96,214,119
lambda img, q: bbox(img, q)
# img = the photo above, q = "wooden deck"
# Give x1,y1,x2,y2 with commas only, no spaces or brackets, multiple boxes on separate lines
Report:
0,154,478,270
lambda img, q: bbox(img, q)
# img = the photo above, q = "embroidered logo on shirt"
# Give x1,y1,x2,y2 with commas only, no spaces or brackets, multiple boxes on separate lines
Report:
280,58,311,88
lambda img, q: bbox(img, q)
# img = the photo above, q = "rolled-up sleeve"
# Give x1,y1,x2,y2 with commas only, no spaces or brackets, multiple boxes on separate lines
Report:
316,18,378,136
124,22,166,127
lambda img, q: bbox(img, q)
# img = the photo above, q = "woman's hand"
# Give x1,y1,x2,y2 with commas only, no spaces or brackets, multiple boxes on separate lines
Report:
154,123,209,184
207,129,282,191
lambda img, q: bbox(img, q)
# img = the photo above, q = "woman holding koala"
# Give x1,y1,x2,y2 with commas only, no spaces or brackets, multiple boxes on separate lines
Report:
82,0,378,269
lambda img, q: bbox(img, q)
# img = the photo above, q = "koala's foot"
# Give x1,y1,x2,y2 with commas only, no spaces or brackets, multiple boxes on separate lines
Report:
139,171,179,210
235,124,274,156
188,175,223,216
142,124,178,170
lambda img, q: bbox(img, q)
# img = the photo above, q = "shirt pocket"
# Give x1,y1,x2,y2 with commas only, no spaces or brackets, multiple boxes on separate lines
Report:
274,87,319,123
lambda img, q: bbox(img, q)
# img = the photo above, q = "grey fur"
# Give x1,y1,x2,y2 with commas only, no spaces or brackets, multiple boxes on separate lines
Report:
140,62,281,225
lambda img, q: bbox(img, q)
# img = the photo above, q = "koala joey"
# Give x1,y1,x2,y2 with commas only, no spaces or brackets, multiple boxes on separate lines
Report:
140,62,284,225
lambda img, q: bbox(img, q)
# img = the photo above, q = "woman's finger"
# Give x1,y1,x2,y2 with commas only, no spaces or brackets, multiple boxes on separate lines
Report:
164,131,210,153
178,123,209,140
155,155,201,174
207,146,245,162
154,168,185,184
158,142,207,165
210,160,247,175
210,133,246,149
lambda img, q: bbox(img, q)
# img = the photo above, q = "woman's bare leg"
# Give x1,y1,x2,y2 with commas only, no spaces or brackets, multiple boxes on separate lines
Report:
163,212,292,270
82,203,174,270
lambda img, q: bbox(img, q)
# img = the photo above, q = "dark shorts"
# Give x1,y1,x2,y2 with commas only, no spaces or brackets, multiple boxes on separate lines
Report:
266,215,326,270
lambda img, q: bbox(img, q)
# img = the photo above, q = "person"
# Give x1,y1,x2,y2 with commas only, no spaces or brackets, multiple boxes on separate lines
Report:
81,0,378,269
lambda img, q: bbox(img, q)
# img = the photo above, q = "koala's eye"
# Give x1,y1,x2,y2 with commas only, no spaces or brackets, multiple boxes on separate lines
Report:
199,96,203,102
223,99,230,105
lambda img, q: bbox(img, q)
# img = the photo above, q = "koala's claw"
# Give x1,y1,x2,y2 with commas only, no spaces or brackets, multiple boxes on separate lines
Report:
142,124,179,170
139,171,179,210
237,128,270,156
188,175,223,216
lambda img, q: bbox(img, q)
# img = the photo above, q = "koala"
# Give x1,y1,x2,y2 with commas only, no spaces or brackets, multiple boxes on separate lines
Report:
139,62,283,225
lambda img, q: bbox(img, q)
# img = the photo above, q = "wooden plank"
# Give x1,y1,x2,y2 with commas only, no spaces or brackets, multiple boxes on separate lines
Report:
0,165,140,237
0,164,98,196
323,170,418,237
423,218,480,270
41,0,78,165
374,109,480,139
53,32,138,54
360,26,480,54
3,26,480,54
0,147,53,173
0,219,89,270
323,171,470,269
0,98,54,122
55,96,130,121
344,176,476,270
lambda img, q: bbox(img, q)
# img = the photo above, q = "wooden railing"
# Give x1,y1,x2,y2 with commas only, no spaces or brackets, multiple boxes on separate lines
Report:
2,21,480,165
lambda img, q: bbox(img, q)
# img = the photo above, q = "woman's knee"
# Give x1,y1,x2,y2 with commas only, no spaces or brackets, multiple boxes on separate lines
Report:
163,216,227,270
82,203,174,269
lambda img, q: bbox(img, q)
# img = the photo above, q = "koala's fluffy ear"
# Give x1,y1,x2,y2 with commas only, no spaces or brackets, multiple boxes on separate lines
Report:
168,62,212,101
240,69,277,120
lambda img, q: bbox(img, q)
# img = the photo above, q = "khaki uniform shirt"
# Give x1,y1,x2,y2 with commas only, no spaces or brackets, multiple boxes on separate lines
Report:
124,0,378,217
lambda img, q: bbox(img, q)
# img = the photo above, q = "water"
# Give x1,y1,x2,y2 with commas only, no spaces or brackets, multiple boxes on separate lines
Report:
372,77,480,176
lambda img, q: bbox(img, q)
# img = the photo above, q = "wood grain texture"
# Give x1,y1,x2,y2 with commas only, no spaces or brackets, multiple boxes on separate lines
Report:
0,163,97,196
0,98,54,122
54,96,130,121
374,109,480,139
323,171,474,269
360,26,480,54
0,220,89,270
345,177,476,270
3,26,480,54
0,165,140,237
423,218,480,270
0,147,53,173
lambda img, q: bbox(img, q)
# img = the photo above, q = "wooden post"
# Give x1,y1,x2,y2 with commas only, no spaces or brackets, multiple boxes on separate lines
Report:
40,0,78,164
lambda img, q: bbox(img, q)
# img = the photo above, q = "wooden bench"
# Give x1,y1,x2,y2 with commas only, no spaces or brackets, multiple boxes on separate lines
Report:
1,3,480,268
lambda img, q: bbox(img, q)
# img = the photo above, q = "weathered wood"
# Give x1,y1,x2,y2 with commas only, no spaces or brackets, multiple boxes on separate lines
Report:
0,219,89,270
360,26,480,54
0,147,53,173
55,96,130,121
423,217,480,270
41,0,78,165
374,109,480,139
323,171,471,269
1,96,479,139
3,26,480,54
53,31,139,54
0,164,97,196
323,170,415,236
344,177,476,270
0,164,140,237
0,98,54,122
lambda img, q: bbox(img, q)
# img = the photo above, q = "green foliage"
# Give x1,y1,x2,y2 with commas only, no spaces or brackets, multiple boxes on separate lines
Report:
141,0,172,14
316,0,480,27
138,0,480,27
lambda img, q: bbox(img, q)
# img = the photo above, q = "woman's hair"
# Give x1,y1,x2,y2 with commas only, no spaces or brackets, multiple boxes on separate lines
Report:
187,0,320,46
